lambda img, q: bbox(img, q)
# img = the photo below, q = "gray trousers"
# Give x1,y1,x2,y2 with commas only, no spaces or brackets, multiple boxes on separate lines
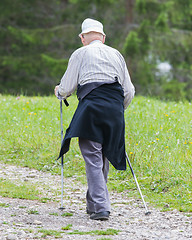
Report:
79,138,111,213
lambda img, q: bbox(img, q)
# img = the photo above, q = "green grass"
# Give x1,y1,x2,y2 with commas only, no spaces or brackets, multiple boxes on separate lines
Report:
0,95,192,212
0,202,10,208
49,212,59,216
23,228,34,233
0,95,79,175
61,212,73,217
27,209,39,215
0,178,50,202
61,224,72,230
38,229,62,238
0,178,41,200
68,228,120,235
37,227,119,238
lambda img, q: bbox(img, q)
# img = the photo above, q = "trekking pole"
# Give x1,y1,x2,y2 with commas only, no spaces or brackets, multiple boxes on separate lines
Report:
59,100,64,210
59,99,69,210
125,152,151,215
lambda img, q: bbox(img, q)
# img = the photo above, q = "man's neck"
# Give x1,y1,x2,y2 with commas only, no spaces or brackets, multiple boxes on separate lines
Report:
89,40,102,45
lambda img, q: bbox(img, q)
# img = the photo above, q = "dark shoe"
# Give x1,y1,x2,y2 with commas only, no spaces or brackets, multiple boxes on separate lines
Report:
86,208,95,215
90,211,110,221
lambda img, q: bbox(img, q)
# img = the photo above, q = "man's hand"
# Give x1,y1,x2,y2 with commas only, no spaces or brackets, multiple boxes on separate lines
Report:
54,85,59,97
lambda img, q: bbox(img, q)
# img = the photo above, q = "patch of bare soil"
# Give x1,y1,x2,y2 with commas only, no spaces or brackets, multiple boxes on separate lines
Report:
0,163,191,240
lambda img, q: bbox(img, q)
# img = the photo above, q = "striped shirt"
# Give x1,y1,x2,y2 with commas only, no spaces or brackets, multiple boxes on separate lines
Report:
58,40,135,109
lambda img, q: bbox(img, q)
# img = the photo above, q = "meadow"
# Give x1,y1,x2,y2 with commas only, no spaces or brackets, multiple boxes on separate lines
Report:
0,94,191,212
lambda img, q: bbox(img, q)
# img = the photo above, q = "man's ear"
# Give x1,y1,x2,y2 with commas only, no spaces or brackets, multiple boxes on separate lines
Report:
102,35,106,44
80,35,86,45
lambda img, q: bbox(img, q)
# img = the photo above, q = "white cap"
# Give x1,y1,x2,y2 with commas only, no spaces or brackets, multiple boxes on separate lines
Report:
79,18,106,37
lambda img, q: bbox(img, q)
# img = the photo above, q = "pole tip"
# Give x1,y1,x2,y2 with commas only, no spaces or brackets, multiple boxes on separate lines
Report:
145,211,151,216
59,207,65,210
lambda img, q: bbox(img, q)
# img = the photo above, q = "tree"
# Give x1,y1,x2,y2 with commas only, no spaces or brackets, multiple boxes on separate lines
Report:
0,0,191,100
123,0,192,101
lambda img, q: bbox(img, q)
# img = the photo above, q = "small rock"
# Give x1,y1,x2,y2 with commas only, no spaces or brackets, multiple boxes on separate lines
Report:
17,230,25,236
33,220,42,225
164,203,170,208
26,174,36,178
6,235,18,240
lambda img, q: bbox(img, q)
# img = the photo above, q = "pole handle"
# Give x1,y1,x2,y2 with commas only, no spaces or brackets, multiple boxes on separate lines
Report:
57,83,69,107
64,99,69,107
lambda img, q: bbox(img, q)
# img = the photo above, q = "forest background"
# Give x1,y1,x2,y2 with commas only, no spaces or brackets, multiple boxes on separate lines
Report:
0,0,192,101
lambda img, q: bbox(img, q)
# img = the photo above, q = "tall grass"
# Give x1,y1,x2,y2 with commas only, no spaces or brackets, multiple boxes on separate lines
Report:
0,95,191,212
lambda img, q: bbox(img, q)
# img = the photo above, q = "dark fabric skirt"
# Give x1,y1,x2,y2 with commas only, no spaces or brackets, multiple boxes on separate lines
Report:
58,82,126,170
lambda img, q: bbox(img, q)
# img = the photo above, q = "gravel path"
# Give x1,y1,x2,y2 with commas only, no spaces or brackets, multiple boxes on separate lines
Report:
0,163,191,240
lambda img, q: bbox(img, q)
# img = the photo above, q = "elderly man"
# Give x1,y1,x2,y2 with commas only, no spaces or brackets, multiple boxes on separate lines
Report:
55,18,135,221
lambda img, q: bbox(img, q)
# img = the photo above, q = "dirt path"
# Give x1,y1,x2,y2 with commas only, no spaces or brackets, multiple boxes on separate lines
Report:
0,163,191,240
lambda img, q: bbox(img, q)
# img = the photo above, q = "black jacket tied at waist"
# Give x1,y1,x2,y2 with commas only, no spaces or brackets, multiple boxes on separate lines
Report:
58,81,126,170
